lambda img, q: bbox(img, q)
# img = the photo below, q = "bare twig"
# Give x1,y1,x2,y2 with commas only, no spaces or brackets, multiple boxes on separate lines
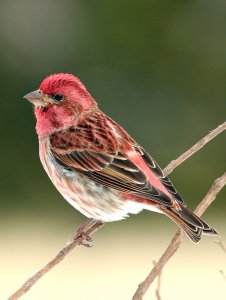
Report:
215,238,226,254
153,260,162,300
164,121,226,175
215,238,226,282
8,121,226,300
7,220,104,300
132,231,183,300
132,172,226,300
193,172,226,216
219,270,226,281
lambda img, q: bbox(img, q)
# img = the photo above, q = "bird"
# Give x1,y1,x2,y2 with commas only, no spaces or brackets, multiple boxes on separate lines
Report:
24,73,218,243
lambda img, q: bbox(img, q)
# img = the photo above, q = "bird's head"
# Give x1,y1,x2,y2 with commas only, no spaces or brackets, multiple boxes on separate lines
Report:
24,73,96,112
24,73,97,137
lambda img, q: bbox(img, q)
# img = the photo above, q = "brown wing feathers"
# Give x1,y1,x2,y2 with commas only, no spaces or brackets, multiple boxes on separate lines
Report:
50,113,183,208
138,146,185,205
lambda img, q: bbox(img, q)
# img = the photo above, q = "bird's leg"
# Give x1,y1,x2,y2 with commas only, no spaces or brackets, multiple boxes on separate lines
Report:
76,218,103,247
76,218,94,241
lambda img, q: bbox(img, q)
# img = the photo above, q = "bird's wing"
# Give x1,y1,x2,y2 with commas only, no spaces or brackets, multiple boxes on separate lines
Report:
50,114,185,208
52,147,174,206
136,146,185,206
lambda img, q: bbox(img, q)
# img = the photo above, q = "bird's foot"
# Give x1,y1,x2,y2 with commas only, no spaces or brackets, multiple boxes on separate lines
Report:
75,218,94,247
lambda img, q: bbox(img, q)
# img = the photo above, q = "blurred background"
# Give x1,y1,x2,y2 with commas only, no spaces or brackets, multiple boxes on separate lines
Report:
0,0,225,299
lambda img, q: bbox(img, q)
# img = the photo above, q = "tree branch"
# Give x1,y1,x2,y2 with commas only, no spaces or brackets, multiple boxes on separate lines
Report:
132,171,226,300
7,220,104,300
164,121,226,175
219,270,226,281
215,238,226,254
215,238,226,282
8,120,226,300
153,260,162,300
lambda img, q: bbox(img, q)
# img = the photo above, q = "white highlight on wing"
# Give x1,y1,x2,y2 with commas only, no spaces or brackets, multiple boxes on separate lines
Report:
106,120,122,140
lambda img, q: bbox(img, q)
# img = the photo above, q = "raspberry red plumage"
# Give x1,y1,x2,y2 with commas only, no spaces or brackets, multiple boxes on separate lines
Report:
24,73,218,243
39,73,90,97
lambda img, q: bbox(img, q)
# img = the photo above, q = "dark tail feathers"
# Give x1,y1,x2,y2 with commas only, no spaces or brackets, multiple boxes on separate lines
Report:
161,204,218,243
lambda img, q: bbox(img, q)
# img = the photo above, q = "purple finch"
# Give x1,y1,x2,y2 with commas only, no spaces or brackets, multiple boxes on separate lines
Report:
24,73,217,242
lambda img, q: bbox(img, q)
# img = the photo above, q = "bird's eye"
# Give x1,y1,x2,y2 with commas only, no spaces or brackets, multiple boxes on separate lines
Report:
54,94,63,102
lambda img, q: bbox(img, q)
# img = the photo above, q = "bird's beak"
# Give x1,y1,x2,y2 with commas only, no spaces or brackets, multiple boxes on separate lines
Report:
23,90,45,106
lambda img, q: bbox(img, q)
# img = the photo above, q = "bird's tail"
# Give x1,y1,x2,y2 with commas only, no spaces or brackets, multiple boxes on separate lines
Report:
161,204,218,243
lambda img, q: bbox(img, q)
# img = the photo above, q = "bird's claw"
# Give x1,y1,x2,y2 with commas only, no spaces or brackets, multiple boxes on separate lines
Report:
80,240,93,248
76,228,93,247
